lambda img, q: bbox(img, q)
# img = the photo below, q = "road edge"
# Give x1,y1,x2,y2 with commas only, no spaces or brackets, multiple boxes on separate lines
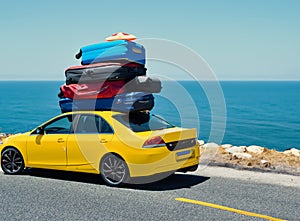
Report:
191,165,300,188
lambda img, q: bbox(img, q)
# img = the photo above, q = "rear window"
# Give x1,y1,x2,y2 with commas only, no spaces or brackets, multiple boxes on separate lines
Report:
113,112,175,132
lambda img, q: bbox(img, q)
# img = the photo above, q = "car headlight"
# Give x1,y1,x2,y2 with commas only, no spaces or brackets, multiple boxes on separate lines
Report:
0,137,8,144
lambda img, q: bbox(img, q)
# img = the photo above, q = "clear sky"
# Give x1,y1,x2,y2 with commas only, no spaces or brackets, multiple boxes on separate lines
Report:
0,0,299,80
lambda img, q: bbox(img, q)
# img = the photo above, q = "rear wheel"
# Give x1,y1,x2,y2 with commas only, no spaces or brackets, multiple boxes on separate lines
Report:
100,153,129,187
1,147,25,175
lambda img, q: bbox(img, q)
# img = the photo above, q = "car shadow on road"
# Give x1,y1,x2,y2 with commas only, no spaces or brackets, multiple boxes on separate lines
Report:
24,168,104,184
127,173,210,191
24,168,210,191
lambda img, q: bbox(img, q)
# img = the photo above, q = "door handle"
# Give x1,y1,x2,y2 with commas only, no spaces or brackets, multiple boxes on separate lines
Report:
57,138,65,143
100,139,107,143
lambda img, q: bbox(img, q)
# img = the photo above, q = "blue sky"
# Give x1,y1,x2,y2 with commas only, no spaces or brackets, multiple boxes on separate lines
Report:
0,0,299,80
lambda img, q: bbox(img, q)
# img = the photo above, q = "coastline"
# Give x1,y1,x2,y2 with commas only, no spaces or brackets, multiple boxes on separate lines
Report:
199,141,300,176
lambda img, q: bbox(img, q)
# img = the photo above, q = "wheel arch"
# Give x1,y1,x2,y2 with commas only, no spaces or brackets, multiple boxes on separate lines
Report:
99,152,126,167
103,152,125,161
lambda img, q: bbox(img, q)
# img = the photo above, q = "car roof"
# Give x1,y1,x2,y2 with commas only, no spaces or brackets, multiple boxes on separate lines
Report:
60,110,124,117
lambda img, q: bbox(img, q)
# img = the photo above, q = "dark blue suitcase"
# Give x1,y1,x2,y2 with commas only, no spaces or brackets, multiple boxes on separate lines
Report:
59,92,154,113
75,40,146,65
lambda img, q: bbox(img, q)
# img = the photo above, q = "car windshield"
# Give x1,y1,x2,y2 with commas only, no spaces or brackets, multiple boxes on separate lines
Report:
113,112,175,132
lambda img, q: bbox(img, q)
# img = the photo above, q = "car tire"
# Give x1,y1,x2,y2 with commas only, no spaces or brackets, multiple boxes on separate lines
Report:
100,153,130,187
1,147,25,175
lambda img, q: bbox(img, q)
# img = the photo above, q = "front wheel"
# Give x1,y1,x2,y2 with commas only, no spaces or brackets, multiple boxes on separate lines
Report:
100,154,129,187
1,147,25,175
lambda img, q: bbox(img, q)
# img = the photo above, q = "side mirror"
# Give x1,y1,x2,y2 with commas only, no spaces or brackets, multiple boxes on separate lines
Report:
36,127,44,135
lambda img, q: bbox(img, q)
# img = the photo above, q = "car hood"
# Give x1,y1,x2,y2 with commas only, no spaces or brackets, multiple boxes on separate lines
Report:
1,132,30,144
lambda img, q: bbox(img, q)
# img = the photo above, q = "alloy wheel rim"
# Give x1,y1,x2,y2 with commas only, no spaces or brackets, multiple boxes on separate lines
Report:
102,156,126,185
1,150,23,173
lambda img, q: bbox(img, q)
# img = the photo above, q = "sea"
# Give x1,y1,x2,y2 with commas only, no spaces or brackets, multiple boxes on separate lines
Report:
0,81,299,151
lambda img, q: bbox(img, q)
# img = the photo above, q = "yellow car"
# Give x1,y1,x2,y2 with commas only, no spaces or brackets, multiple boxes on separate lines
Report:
0,111,200,186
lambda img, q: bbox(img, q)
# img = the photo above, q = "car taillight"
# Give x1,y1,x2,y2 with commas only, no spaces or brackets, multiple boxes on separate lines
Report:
143,136,165,148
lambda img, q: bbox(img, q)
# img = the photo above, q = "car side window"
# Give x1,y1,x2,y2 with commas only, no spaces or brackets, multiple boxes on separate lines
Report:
43,116,73,134
75,114,113,134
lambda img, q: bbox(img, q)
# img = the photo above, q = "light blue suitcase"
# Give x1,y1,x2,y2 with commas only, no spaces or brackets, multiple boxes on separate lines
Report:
75,40,146,65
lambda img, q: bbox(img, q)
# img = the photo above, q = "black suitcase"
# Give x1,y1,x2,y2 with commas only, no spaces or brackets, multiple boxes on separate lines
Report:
125,76,162,93
65,62,146,85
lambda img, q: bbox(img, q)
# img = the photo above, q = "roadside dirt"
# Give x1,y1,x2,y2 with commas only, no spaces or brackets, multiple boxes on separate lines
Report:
201,146,300,175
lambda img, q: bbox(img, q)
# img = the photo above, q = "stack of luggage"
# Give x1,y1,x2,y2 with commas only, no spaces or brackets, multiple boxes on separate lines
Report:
58,32,162,113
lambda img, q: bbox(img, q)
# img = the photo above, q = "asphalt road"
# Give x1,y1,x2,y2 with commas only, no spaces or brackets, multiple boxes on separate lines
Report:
0,167,299,221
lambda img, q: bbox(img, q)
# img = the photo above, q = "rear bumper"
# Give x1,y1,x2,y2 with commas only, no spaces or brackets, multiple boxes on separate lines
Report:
128,145,200,177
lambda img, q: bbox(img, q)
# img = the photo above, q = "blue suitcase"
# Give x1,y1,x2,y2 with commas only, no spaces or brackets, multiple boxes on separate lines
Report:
75,40,146,65
59,92,154,113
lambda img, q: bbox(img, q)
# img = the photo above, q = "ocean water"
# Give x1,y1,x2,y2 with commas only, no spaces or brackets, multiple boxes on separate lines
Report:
0,81,299,151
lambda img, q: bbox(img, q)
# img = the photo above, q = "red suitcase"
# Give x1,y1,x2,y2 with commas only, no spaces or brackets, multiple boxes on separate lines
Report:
60,81,126,99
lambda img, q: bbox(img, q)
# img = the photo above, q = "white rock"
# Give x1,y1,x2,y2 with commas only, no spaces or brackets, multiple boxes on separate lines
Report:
198,140,205,146
232,152,252,160
261,160,268,164
246,145,264,154
260,160,271,167
221,144,232,149
225,146,246,154
283,148,300,157
203,142,219,149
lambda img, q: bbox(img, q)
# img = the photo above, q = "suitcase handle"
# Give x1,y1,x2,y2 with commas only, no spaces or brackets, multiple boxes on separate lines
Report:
75,50,82,59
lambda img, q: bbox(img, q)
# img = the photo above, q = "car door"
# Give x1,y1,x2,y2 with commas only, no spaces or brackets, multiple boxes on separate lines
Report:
26,115,74,169
66,114,114,172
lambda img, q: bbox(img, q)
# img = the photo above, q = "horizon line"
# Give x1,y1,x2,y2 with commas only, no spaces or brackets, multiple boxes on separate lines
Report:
0,79,300,82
